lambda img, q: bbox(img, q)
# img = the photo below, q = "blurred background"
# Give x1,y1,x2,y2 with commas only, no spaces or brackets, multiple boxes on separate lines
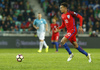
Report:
0,0,99,48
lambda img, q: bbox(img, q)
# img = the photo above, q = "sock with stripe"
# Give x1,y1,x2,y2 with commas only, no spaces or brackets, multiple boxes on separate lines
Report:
76,46,88,56
63,43,72,54
54,42,59,51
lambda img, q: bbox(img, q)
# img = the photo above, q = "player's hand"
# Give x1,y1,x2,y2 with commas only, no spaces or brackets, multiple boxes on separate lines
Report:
55,28,60,33
49,31,51,34
78,26,84,33
46,28,48,31
54,30,57,33
36,27,39,29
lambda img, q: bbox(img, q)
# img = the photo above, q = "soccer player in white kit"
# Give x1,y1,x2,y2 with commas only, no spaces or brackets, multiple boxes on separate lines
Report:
33,13,49,53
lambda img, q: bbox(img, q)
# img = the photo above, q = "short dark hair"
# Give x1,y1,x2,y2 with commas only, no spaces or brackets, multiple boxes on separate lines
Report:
61,2,68,8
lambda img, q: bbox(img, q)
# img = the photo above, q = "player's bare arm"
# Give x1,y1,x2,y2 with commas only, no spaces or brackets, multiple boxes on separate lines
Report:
78,26,83,33
33,24,39,29
45,23,48,31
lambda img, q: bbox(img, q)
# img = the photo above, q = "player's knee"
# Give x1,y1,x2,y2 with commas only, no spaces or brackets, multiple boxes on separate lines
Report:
54,40,58,42
74,45,78,48
61,40,65,45
40,40,44,42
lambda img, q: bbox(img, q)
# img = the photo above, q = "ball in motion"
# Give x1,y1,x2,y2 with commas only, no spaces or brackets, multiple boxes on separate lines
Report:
16,54,24,62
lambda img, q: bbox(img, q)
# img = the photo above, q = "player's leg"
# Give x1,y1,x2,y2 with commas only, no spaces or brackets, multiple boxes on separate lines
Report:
44,40,49,52
51,35,55,47
42,32,49,52
61,37,73,61
54,35,59,52
51,40,56,48
42,32,47,48
71,37,92,62
43,41,48,48
54,40,59,52
37,32,44,53
72,41,88,56
61,37,72,54
38,39,44,53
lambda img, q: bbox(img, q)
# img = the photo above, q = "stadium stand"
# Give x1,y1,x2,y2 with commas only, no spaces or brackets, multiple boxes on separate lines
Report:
0,0,100,37
0,0,36,33
38,0,100,36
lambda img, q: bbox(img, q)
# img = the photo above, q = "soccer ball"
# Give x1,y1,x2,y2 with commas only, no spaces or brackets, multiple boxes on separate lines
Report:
16,54,24,62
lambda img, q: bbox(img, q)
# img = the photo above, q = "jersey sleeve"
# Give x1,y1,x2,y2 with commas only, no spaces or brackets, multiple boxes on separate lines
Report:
59,19,65,29
69,11,78,17
33,19,36,25
43,19,47,24
69,11,83,26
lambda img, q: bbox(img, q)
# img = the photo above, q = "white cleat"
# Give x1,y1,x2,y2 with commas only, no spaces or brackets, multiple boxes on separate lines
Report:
67,53,74,62
87,53,92,63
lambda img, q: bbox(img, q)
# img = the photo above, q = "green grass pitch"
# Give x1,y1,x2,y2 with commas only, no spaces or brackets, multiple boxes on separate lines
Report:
0,48,100,70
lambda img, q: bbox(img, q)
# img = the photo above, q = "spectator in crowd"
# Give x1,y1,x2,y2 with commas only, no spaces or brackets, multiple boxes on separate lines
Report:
0,1,5,8
83,21,87,32
26,1,30,9
88,18,94,29
88,7,94,17
29,9,35,17
12,15,17,21
3,8,9,16
0,0,36,32
54,5,59,13
94,21,100,31
47,4,53,14
21,21,26,29
2,14,6,21
93,0,100,10
11,21,15,27
9,8,14,16
13,2,19,9
17,14,23,21
43,0,49,13
19,1,24,10
88,1,94,8
39,0,100,34
89,14,95,23
48,10,56,23
88,27,92,36
82,2,87,10
0,26,3,31
90,31,98,37
0,7,3,14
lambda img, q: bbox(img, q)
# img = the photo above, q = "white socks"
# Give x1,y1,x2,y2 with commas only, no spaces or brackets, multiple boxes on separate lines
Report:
43,41,48,48
39,41,44,51
39,41,48,51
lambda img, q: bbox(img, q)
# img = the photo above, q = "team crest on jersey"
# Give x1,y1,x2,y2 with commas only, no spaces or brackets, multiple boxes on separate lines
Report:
67,15,70,19
67,33,71,36
74,12,78,15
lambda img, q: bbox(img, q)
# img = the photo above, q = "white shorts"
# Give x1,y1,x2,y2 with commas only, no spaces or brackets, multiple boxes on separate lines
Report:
37,32,45,40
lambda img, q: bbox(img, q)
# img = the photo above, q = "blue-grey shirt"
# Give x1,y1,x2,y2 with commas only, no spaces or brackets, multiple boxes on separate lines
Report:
33,18,47,33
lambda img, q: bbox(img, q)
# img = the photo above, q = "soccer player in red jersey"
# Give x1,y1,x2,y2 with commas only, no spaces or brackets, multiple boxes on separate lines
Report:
56,2,91,62
50,19,59,52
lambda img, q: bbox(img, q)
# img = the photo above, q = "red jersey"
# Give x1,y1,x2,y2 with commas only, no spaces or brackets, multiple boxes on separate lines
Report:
50,23,59,35
59,11,83,31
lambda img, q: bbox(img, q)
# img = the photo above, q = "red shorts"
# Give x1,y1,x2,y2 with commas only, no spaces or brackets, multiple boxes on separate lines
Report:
64,28,77,43
51,34,59,41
